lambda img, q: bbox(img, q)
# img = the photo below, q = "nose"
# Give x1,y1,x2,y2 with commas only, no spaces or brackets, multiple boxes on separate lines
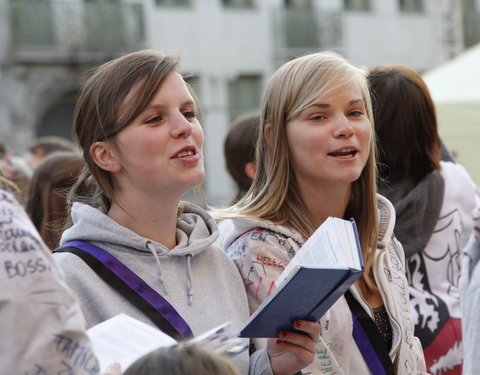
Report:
333,115,354,138
171,113,193,138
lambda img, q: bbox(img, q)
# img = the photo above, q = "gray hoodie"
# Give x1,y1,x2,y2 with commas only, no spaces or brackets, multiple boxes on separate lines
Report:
54,201,272,375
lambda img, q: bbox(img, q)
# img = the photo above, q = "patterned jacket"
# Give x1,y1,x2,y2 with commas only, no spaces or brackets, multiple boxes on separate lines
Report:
222,195,427,375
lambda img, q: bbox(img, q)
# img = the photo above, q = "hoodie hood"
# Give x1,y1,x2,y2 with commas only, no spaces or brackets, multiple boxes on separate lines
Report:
60,201,219,258
60,201,219,305
378,169,444,258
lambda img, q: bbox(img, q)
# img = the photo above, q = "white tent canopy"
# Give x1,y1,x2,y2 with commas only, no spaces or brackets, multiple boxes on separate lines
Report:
423,43,480,184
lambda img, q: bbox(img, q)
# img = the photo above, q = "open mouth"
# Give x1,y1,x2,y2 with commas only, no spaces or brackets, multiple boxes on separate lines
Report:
176,150,195,158
328,148,358,159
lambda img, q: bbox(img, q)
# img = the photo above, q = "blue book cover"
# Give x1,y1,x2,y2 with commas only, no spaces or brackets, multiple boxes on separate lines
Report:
239,217,363,338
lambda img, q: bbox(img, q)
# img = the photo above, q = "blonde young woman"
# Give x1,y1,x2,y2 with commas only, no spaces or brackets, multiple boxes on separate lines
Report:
53,50,319,375
214,52,427,374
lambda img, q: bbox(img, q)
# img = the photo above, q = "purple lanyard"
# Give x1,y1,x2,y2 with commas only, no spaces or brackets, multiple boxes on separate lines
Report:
344,290,394,375
62,240,193,338
351,313,387,375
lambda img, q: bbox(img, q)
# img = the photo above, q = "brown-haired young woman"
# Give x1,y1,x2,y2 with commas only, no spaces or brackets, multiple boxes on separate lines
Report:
368,65,479,375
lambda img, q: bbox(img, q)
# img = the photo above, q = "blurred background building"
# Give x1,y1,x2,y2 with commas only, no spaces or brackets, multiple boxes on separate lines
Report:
0,0,479,205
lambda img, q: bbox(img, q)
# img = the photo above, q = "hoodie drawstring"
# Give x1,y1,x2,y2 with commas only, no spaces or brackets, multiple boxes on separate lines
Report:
147,242,168,295
186,254,193,305
146,241,194,305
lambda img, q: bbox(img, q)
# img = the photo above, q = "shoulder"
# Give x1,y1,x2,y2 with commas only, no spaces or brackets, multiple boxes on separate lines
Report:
52,249,96,280
376,194,396,248
440,162,480,220
223,217,302,249
441,160,475,180
225,221,299,266
440,160,478,189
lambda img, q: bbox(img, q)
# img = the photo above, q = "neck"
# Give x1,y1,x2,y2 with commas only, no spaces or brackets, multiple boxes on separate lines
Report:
299,182,351,228
108,192,181,250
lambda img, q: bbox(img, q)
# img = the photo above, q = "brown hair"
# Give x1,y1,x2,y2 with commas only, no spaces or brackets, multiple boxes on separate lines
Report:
26,151,84,249
367,65,441,184
69,50,180,211
28,136,78,158
124,343,241,375
224,111,260,203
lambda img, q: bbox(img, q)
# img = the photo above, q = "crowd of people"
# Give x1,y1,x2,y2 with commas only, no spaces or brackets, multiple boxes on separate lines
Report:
0,48,479,375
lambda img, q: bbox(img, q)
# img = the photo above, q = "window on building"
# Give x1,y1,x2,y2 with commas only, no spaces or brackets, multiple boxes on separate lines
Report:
282,0,318,48
155,0,190,7
399,0,424,13
222,0,254,9
228,75,262,121
285,0,313,8
37,92,77,140
462,0,480,48
183,74,203,120
343,0,371,11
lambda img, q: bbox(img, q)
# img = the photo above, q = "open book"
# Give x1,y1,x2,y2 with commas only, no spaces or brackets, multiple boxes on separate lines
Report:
240,217,363,338
87,313,247,372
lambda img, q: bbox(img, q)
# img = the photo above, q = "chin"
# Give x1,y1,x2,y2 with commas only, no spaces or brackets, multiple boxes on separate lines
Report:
189,170,206,187
340,171,363,183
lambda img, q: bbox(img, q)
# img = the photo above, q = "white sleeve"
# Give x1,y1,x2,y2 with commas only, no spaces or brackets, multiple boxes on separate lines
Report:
0,190,100,374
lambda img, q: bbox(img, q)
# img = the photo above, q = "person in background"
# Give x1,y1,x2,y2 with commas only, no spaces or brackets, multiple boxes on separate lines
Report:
368,65,479,375
460,207,480,375
124,343,241,375
216,112,260,247
214,52,427,374
25,151,84,249
0,176,101,374
25,135,79,170
224,111,259,204
0,138,33,206
53,49,320,375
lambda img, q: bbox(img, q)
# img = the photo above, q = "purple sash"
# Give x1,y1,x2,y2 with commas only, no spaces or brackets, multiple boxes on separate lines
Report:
345,290,394,375
61,240,193,338
351,313,388,375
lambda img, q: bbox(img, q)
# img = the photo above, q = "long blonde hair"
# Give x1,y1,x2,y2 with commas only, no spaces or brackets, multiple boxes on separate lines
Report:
215,52,379,291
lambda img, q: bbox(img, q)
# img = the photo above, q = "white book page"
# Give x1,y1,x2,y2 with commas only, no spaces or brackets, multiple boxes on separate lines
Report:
276,217,359,287
87,313,177,372
189,322,247,356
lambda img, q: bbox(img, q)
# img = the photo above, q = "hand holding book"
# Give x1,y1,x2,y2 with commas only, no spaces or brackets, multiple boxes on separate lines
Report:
240,217,363,338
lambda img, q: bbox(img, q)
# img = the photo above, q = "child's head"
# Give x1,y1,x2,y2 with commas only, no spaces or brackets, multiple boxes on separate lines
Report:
124,343,241,375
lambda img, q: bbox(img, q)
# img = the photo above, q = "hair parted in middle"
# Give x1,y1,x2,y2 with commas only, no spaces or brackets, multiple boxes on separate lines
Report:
216,51,379,291
68,49,198,212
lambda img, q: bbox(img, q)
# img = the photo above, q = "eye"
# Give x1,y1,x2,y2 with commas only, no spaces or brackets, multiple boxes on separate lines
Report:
348,111,364,117
144,115,163,124
309,114,326,121
183,110,197,120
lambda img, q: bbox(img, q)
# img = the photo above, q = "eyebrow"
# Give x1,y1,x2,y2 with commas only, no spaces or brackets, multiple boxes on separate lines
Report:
308,99,364,109
144,99,196,112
